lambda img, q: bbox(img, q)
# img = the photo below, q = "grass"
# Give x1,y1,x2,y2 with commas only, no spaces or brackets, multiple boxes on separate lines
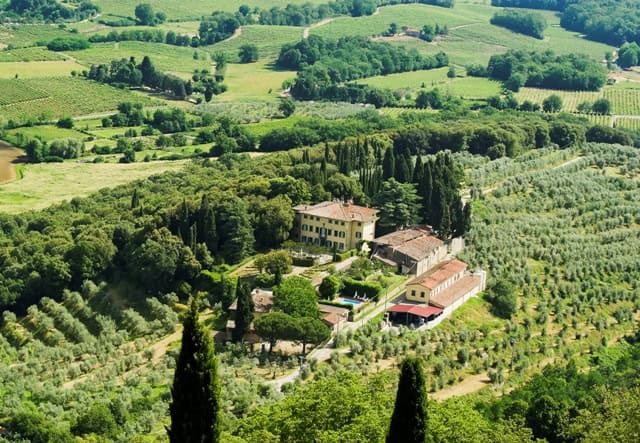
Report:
216,61,296,102
312,3,614,67
0,159,187,213
203,25,303,61
93,0,329,21
6,125,87,143
0,24,71,48
0,61,86,79
0,77,157,122
243,115,306,137
0,47,66,62
312,4,479,40
73,41,211,74
361,67,501,98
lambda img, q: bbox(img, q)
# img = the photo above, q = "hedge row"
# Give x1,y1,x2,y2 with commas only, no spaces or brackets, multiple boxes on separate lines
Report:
334,249,358,262
292,256,315,267
342,278,382,301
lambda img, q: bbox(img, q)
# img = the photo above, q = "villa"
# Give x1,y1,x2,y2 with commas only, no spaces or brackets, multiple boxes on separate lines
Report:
293,201,378,251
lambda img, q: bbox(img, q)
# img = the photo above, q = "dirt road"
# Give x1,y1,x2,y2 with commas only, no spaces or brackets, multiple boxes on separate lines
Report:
0,141,24,184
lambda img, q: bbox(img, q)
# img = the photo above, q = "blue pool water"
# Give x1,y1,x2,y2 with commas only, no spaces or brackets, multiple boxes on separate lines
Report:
339,298,362,306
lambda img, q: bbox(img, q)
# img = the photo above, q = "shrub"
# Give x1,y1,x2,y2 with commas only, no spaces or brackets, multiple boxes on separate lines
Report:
341,278,382,301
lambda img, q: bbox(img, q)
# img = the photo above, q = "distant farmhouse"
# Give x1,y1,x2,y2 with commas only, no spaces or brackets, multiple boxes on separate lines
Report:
293,201,378,251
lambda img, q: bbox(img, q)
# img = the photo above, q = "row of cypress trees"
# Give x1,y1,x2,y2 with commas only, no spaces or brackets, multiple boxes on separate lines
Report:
168,295,429,442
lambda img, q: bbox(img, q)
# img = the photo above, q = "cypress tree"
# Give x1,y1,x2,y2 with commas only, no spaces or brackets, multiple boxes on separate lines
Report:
420,161,434,223
387,357,427,443
413,155,424,185
387,357,428,443
395,154,411,183
168,295,222,442
232,282,254,342
131,188,140,209
320,158,328,183
383,148,395,180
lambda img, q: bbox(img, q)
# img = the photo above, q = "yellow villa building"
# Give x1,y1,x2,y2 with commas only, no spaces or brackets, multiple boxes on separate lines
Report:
293,201,378,251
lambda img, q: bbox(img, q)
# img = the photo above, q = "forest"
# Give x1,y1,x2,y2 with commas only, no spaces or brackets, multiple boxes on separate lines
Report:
490,9,547,40
487,50,606,92
278,35,448,102
0,0,99,22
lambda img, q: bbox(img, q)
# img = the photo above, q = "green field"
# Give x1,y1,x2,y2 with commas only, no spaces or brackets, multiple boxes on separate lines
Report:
0,60,86,78
204,25,303,61
0,159,187,213
362,68,502,99
0,46,67,62
312,3,614,67
6,125,87,143
0,24,71,48
93,0,328,21
217,61,296,102
0,77,157,122
73,41,211,74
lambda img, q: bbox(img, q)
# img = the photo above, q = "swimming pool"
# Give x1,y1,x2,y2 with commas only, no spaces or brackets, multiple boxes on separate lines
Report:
339,298,363,306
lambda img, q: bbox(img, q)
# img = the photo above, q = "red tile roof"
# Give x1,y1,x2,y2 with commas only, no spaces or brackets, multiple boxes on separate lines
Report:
429,275,481,308
408,259,467,290
294,201,378,222
387,304,443,318
373,228,443,261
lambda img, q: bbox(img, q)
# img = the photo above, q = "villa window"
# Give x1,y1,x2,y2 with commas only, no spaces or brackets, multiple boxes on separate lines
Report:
420,292,425,298
411,290,416,297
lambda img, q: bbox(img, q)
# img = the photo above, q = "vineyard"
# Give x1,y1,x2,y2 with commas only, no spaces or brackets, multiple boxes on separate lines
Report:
0,78,48,106
614,117,640,131
604,89,640,115
0,77,157,123
515,87,602,112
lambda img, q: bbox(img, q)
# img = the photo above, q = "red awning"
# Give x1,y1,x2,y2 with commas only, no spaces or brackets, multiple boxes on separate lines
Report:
387,304,443,318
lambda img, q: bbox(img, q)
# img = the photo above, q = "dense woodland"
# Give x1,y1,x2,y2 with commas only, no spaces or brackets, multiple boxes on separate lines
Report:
278,35,448,103
487,50,606,92
490,9,547,40
0,0,99,22
493,0,640,48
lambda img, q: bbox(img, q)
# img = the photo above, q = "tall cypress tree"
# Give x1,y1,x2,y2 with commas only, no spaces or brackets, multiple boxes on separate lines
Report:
387,357,428,443
168,295,222,443
383,148,395,180
232,282,254,342
412,155,424,185
395,154,411,183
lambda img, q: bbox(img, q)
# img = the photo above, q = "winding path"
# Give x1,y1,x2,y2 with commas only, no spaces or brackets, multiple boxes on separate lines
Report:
303,17,334,39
